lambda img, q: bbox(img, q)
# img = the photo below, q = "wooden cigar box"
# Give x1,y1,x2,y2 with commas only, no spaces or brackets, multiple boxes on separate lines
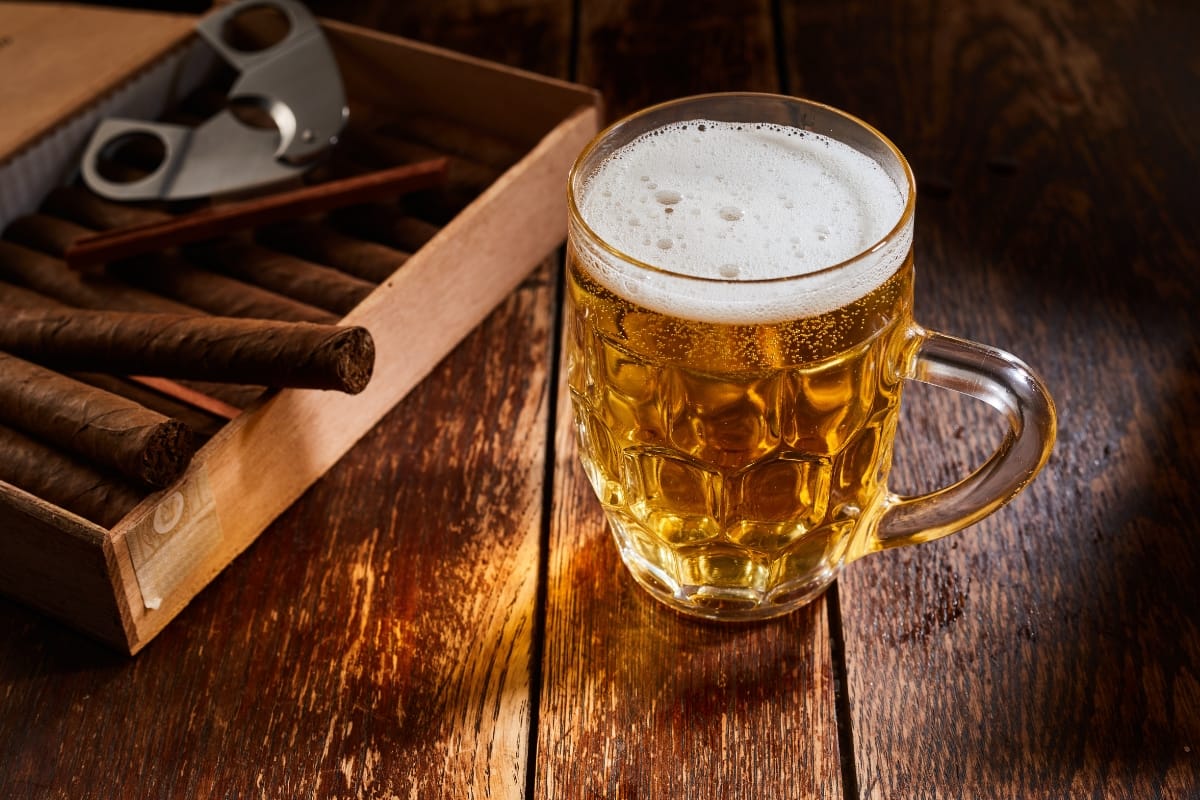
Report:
0,3,601,652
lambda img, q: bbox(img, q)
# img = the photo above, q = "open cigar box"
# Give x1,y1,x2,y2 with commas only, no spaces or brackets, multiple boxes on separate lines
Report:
0,3,601,652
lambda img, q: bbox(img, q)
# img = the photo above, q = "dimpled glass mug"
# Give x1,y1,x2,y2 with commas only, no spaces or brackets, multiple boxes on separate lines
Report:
563,93,1056,621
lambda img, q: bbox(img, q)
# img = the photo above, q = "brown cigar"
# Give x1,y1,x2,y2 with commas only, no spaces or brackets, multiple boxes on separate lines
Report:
0,353,195,488
40,189,375,313
71,373,227,439
4,214,92,257
255,220,410,283
3,213,339,324
329,204,441,252
43,186,169,230
186,238,374,315
111,252,340,323
0,308,374,393
0,240,199,314
0,277,260,415
0,422,145,528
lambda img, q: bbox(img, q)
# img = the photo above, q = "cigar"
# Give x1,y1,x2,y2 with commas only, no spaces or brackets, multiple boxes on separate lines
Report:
0,422,144,529
0,275,262,412
329,204,441,252
2,212,338,323
65,159,449,268
0,308,375,393
0,353,195,488
0,279,64,309
0,240,200,314
186,238,374,315
110,252,339,323
43,186,168,230
40,189,372,313
71,373,227,440
255,221,410,283
4,214,93,257
0,277,260,415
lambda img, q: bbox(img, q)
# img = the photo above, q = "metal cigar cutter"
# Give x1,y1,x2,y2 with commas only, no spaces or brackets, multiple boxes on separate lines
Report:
80,0,348,201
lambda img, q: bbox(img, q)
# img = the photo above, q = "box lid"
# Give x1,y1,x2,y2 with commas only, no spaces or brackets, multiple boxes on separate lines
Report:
0,2,194,164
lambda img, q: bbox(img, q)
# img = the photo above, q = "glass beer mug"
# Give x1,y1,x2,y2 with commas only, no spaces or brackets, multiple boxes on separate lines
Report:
564,93,1056,621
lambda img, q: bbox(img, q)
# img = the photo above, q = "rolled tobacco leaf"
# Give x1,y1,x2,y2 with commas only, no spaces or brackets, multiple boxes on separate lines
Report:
329,203,441,252
3,213,93,257
0,308,375,393
0,276,261,414
0,422,144,528
256,220,410,283
0,353,195,488
110,252,339,323
0,240,199,314
186,238,375,315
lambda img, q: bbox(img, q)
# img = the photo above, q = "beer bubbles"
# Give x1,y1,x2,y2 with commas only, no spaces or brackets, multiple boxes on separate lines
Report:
576,118,907,323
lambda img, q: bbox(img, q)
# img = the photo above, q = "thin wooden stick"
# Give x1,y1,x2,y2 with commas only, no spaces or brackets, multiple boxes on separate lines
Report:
65,159,448,268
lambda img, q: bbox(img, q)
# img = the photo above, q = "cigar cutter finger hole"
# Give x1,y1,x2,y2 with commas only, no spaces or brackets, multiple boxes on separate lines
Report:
79,0,347,201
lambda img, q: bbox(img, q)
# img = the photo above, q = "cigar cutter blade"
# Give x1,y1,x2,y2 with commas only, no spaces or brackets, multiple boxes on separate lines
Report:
80,0,349,202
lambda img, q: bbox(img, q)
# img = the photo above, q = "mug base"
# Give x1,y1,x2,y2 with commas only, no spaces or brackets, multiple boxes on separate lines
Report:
611,523,838,622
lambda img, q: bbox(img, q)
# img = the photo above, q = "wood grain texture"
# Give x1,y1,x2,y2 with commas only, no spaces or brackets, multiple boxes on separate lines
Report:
536,2,843,798
0,258,553,798
308,0,571,80
539,378,840,799
0,2,570,798
2,2,1197,799
577,0,778,119
781,1,1200,797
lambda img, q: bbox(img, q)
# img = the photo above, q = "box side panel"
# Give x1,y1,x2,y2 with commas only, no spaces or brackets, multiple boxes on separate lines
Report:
323,22,600,147
112,103,600,650
0,486,129,648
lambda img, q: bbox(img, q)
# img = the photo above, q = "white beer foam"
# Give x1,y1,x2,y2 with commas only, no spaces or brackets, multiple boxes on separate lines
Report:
575,120,910,324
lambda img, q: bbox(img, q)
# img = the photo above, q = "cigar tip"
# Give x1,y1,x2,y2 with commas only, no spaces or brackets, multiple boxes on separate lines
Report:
140,420,197,488
335,326,375,394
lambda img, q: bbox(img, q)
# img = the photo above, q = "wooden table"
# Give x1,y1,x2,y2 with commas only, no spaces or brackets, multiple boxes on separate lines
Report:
2,2,1197,797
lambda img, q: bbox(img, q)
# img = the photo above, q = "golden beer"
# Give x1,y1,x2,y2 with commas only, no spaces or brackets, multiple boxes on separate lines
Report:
567,94,1056,620
566,247,914,615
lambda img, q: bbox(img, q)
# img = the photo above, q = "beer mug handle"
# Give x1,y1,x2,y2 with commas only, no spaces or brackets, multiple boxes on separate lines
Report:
869,328,1056,551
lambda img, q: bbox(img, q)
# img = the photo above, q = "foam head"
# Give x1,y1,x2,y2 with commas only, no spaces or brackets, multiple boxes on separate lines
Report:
573,119,911,324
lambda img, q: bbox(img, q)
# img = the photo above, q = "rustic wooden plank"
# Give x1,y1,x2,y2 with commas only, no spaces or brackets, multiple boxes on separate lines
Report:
541,384,841,799
535,2,843,798
308,0,571,80
0,3,575,798
0,258,554,799
782,1,1200,797
575,0,779,120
